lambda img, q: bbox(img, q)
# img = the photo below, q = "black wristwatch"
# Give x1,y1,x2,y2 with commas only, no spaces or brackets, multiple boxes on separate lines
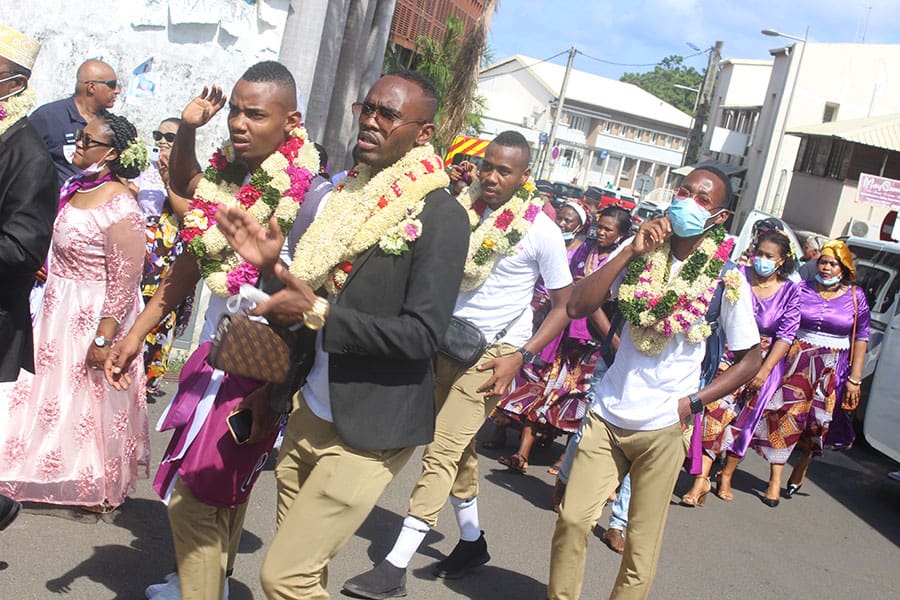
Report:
688,392,704,414
516,347,535,364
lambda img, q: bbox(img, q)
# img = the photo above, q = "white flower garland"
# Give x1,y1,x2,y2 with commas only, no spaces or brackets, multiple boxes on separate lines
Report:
0,88,37,138
290,144,449,294
455,178,544,291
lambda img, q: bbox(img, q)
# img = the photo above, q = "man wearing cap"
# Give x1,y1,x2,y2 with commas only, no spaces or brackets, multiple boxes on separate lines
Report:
29,58,119,186
0,24,56,531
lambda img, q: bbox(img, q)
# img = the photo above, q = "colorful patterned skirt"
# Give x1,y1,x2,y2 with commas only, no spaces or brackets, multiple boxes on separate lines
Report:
141,211,193,394
700,338,786,459
751,340,842,464
493,335,599,435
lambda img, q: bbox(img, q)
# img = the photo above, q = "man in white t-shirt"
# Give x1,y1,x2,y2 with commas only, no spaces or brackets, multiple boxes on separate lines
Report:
548,167,761,600
344,131,573,599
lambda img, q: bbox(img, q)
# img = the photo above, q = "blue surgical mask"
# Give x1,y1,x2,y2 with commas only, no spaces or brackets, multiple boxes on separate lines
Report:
753,257,778,277
667,199,724,238
561,231,576,241
815,273,841,287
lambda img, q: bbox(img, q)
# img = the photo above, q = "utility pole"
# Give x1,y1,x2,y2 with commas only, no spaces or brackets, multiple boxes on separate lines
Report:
538,46,576,180
684,40,722,167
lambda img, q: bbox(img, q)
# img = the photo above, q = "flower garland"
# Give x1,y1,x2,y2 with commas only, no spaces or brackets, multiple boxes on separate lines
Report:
290,144,448,294
455,178,544,291
181,127,318,296
618,226,740,355
0,87,37,138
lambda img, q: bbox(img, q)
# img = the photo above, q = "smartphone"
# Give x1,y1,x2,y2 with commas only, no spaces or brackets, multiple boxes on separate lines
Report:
227,408,253,445
150,146,161,162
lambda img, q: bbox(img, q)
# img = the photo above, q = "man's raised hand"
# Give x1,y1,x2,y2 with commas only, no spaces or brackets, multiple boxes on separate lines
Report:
251,262,319,329
632,216,672,255
216,208,284,277
182,85,227,129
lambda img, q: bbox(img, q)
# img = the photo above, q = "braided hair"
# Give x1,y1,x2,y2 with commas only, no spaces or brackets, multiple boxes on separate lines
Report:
98,113,141,179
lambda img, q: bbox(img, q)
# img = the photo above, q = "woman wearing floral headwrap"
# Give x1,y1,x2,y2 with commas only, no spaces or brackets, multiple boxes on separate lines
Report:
751,239,869,500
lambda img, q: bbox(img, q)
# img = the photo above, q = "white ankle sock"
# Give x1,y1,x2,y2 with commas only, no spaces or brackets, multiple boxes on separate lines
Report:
451,496,480,542
385,516,430,568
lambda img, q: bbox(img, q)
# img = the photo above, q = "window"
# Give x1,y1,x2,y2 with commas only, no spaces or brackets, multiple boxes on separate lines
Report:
823,102,840,123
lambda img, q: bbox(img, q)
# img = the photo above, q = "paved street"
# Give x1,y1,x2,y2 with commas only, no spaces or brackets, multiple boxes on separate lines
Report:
3,376,899,599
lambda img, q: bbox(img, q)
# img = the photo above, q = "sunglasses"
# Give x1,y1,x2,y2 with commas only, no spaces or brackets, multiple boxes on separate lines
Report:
152,130,177,143
673,186,714,209
75,129,115,149
83,79,119,89
352,101,426,130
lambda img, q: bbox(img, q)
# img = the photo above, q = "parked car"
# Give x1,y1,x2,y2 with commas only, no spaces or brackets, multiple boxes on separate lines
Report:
551,181,584,205
631,200,664,226
585,186,637,211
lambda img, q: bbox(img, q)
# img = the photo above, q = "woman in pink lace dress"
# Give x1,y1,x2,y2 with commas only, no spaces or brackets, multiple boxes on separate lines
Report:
0,114,150,512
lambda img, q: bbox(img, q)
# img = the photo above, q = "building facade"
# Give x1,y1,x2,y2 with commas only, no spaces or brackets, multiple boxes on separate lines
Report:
476,55,691,195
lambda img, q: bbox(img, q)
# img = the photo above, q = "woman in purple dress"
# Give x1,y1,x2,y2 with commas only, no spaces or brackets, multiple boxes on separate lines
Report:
682,231,800,507
488,205,631,473
752,240,869,499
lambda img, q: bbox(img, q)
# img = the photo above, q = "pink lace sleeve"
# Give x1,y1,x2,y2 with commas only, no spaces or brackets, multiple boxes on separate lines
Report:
100,201,145,324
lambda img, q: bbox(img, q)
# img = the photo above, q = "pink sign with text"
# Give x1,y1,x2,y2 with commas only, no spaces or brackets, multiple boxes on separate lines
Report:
858,173,900,209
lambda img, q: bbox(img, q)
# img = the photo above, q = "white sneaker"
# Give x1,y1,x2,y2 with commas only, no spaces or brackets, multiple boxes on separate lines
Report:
145,573,178,599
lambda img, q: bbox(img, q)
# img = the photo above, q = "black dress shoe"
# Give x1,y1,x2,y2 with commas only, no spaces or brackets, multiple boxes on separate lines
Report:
786,483,802,498
761,497,780,507
342,560,407,599
432,531,491,579
0,494,21,531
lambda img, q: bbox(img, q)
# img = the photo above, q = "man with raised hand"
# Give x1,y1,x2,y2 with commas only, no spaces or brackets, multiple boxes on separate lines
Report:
30,58,120,186
549,167,761,600
344,131,573,599
105,61,321,600
214,71,469,599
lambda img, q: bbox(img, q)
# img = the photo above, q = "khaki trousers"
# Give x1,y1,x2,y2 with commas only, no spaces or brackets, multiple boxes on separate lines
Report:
548,411,685,600
408,344,514,526
168,478,249,600
260,395,415,600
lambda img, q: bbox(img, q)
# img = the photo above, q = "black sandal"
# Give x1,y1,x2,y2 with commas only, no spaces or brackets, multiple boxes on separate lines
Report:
498,453,528,473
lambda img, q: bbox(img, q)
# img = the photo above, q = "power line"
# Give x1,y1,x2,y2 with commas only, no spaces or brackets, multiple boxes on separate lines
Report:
575,47,710,68
478,49,570,80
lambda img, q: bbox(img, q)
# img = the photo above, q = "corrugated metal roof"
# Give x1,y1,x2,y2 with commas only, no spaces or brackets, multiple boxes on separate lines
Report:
481,55,692,130
788,113,900,152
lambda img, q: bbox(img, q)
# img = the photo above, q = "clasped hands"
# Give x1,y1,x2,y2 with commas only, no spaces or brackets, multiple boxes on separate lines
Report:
215,207,318,327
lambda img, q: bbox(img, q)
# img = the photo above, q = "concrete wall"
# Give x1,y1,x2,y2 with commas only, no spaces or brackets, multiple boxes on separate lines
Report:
782,172,893,238
8,0,290,158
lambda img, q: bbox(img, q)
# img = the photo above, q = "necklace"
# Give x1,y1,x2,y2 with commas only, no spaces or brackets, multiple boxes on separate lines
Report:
752,272,777,289
75,180,110,193
817,283,844,300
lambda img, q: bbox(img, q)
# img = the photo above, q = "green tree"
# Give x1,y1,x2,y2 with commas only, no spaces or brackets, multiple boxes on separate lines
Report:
620,55,704,114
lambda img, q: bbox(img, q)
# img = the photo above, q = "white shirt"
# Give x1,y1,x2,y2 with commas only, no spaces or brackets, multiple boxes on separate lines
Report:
590,244,759,431
453,212,572,347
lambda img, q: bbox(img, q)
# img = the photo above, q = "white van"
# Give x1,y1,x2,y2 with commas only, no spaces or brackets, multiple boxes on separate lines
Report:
846,236,900,463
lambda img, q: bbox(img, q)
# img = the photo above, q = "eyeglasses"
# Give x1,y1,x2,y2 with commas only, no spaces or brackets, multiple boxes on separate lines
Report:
674,186,714,209
83,79,119,89
152,130,177,143
75,129,115,149
352,101,427,131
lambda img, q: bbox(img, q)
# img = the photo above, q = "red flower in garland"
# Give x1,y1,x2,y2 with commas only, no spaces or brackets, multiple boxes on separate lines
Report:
180,227,202,243
209,149,227,170
236,185,263,208
377,197,388,209
338,261,353,273
494,209,515,231
279,135,303,161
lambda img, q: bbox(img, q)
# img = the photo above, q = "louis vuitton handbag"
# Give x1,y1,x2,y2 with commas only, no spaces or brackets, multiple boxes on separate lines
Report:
208,315,292,383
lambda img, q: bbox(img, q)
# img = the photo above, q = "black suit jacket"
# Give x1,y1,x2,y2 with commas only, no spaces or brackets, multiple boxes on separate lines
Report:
0,118,58,381
271,186,469,451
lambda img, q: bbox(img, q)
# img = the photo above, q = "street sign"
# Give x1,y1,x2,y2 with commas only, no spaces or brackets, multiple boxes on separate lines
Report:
551,146,560,160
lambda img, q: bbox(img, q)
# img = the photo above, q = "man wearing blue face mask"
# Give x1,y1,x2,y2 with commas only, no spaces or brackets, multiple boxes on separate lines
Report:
549,167,761,600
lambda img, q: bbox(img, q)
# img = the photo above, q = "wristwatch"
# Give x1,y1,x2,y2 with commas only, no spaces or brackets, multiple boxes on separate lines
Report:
516,347,535,364
303,297,330,331
93,335,110,348
688,392,704,414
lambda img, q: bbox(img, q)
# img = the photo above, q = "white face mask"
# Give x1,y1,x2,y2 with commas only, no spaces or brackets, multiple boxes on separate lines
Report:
0,74,26,102
81,148,113,175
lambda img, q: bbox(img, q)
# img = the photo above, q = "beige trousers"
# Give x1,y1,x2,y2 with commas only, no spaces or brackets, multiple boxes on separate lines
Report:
259,396,415,600
548,411,685,600
407,344,514,526
168,478,249,600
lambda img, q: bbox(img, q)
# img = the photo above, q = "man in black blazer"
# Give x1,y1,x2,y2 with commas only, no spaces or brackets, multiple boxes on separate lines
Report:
0,26,56,384
215,71,469,599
